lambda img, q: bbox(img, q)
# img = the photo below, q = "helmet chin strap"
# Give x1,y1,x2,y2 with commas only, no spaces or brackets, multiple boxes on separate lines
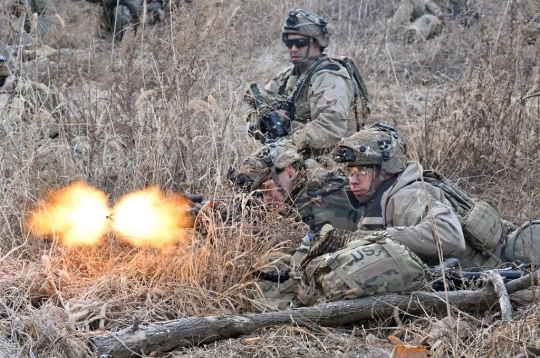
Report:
357,168,381,202
296,41,321,68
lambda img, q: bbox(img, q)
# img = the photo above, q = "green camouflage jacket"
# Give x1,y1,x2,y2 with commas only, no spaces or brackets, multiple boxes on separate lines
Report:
294,173,359,233
264,57,355,155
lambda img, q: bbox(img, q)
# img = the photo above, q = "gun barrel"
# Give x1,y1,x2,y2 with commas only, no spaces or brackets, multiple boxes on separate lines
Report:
250,83,264,109
186,195,204,204
460,270,525,280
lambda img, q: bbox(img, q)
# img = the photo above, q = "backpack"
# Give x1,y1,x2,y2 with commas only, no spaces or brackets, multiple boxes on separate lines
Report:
422,170,507,257
332,56,371,123
504,221,540,267
297,232,426,305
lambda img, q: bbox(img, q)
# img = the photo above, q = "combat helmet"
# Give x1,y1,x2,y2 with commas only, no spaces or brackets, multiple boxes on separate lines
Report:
332,122,408,180
239,138,302,192
282,9,330,49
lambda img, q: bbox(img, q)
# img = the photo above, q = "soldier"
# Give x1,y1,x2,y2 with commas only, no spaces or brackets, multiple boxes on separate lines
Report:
389,0,478,41
239,139,359,234
86,0,185,40
11,0,49,38
85,0,142,40
320,123,466,265
252,124,466,310
246,9,360,159
239,138,362,310
0,55,61,139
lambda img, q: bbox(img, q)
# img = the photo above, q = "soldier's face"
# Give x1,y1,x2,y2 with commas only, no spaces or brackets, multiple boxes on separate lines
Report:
347,166,382,203
260,167,296,206
285,34,320,66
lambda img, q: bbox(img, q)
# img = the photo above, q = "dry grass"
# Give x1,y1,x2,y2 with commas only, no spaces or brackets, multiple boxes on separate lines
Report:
1,0,540,356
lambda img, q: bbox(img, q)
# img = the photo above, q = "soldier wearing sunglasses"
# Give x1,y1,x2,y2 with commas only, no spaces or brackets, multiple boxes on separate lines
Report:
246,9,358,159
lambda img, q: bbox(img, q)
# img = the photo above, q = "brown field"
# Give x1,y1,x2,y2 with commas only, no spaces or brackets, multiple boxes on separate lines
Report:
0,0,539,356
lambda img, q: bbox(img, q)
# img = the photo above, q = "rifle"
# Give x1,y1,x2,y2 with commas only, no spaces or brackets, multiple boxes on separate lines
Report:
185,195,232,223
246,83,289,141
430,258,529,291
185,193,264,225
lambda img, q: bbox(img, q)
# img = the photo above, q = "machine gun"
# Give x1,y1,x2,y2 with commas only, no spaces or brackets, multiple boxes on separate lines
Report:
184,193,264,226
430,258,529,291
246,83,289,141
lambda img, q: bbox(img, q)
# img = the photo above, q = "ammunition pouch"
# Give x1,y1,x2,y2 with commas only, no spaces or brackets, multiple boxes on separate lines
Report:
462,201,505,256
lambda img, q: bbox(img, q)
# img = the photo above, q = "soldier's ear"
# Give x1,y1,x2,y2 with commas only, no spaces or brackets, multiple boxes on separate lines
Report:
285,166,297,180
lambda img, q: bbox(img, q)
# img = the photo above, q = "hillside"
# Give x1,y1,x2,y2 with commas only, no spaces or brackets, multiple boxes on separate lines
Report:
0,0,539,356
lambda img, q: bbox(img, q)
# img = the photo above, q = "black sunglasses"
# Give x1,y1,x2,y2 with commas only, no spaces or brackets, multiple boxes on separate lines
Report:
284,38,311,49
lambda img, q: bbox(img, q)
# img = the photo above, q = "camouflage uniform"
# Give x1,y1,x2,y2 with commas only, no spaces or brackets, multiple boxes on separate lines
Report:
239,139,359,233
334,125,465,266
0,56,61,139
251,126,468,310
246,10,356,158
389,0,475,41
11,0,49,38
86,0,142,40
242,139,363,310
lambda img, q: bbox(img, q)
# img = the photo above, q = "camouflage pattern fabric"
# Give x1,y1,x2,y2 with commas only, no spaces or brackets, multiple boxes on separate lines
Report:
1,75,62,139
238,140,359,232
452,240,504,271
252,251,298,311
298,231,428,304
0,60,10,78
86,0,141,40
11,0,49,37
263,57,355,156
332,123,408,175
251,221,428,310
423,170,509,259
239,138,301,188
298,175,360,233
389,0,474,41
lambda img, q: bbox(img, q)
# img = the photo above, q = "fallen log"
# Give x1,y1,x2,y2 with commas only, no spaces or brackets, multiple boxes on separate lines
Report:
91,270,539,358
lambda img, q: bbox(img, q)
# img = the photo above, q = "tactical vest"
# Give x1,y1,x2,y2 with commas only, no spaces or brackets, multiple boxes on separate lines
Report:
278,56,369,132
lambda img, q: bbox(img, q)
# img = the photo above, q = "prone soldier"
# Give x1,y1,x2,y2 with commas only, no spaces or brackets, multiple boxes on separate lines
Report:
252,124,467,310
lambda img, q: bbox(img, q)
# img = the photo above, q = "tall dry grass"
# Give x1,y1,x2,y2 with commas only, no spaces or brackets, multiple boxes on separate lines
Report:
0,0,539,356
